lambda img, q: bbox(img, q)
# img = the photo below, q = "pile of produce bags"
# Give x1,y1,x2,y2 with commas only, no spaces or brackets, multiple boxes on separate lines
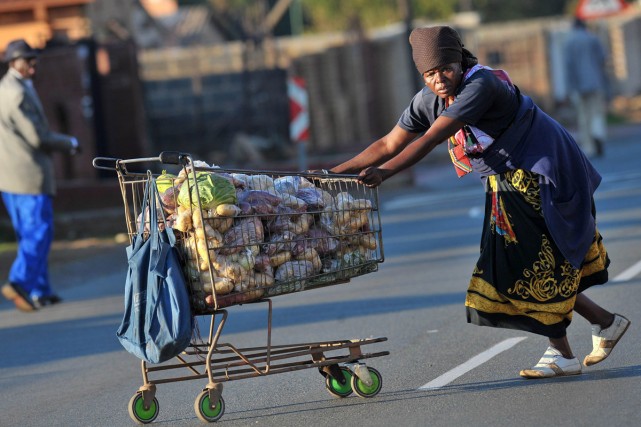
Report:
152,161,379,309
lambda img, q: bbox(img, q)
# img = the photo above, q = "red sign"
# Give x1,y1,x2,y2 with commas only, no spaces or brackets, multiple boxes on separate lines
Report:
575,0,629,20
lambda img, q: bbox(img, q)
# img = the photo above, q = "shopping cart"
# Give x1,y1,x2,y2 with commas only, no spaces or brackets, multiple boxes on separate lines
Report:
93,152,389,424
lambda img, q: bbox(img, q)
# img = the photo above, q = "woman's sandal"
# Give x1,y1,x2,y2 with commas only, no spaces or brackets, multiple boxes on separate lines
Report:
520,346,582,379
584,314,631,367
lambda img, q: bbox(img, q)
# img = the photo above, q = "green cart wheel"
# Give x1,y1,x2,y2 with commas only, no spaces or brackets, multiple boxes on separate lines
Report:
325,366,353,398
351,367,382,398
194,390,225,423
128,392,159,424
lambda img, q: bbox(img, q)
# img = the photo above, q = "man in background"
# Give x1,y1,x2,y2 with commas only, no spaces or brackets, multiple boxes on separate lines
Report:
564,17,609,158
0,39,80,312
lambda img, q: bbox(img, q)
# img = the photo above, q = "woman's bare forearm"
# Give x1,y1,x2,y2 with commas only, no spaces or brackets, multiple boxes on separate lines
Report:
331,139,391,174
378,137,439,180
331,125,418,174
379,116,465,181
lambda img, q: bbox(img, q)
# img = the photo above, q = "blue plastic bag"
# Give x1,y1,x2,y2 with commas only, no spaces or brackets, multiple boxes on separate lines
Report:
116,176,194,364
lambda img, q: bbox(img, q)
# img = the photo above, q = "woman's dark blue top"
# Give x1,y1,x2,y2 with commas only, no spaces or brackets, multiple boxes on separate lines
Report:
397,69,601,269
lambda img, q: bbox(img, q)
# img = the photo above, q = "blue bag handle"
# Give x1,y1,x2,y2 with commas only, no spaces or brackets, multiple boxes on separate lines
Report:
146,176,178,278
135,174,153,237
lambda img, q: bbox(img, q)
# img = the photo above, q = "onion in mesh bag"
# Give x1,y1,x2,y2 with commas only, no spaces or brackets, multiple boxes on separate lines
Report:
274,260,315,282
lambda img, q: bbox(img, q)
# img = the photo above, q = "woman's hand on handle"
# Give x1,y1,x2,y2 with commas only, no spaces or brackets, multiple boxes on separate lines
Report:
332,116,464,185
358,167,385,188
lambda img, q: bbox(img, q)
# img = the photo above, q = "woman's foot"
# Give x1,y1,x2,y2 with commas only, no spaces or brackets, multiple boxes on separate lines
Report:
520,346,582,379
584,314,630,366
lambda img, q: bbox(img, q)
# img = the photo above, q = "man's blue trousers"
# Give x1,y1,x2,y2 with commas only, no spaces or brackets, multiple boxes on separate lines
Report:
2,193,53,299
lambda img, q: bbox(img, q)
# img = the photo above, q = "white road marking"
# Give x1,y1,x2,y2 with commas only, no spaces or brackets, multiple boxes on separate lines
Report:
612,259,641,282
418,336,527,391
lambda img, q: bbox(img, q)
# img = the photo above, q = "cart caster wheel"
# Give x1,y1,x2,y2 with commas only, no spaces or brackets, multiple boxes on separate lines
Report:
128,392,159,424
194,390,225,423
325,366,353,398
351,367,382,398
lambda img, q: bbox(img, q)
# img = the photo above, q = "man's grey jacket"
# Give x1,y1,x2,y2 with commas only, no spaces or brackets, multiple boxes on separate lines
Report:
0,69,74,196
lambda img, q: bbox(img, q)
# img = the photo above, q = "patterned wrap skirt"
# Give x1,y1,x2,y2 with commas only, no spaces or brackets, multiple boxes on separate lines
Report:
465,169,609,339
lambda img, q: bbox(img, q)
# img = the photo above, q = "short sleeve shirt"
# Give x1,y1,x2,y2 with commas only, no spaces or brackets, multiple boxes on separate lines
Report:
398,69,519,139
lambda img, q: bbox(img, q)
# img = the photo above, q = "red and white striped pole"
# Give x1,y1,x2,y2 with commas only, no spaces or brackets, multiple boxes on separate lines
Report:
288,76,309,170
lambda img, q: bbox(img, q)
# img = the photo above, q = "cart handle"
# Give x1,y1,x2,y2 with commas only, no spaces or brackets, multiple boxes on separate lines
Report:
92,152,191,172
159,151,184,165
93,151,361,179
92,156,120,171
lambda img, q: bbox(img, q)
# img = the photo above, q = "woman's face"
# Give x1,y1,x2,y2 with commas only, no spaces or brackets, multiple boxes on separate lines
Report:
422,62,463,100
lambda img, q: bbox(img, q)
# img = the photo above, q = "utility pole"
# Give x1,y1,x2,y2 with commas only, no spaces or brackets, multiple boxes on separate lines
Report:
398,0,420,92
289,0,303,36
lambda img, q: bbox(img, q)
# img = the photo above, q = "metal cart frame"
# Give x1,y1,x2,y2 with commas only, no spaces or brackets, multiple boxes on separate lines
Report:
94,152,389,424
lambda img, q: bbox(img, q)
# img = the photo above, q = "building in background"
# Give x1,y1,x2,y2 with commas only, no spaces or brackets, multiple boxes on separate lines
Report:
1,0,640,239
0,0,92,49
86,0,227,48
0,0,150,239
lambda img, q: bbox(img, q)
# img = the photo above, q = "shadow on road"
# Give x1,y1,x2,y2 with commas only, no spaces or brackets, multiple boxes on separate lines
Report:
213,364,641,424
0,292,463,369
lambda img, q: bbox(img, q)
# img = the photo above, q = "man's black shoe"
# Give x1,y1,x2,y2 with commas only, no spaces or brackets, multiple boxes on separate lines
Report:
32,294,63,308
47,294,63,305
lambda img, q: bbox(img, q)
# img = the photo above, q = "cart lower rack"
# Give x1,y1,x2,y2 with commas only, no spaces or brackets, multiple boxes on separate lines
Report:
94,152,389,424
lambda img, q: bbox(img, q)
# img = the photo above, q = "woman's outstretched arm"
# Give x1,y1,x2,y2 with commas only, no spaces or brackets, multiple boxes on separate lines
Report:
359,115,465,186
330,125,418,174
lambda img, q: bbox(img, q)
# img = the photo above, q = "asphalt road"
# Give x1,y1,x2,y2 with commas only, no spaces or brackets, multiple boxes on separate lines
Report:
1,124,640,427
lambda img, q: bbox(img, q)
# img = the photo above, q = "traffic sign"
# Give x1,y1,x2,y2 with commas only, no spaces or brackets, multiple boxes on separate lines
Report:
575,0,629,20
288,76,309,143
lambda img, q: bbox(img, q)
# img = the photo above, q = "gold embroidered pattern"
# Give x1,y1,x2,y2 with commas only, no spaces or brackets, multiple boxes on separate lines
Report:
581,231,608,278
506,169,542,214
466,276,574,325
507,235,580,302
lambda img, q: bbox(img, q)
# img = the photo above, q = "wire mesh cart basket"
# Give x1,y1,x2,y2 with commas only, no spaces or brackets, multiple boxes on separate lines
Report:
93,152,389,424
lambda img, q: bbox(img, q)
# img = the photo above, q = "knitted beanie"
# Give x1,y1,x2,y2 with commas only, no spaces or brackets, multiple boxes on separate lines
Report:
409,26,463,74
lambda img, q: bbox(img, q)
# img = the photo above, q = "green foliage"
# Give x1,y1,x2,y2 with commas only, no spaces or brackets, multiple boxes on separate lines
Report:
471,0,569,22
300,0,455,33
202,0,455,34
200,0,638,35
